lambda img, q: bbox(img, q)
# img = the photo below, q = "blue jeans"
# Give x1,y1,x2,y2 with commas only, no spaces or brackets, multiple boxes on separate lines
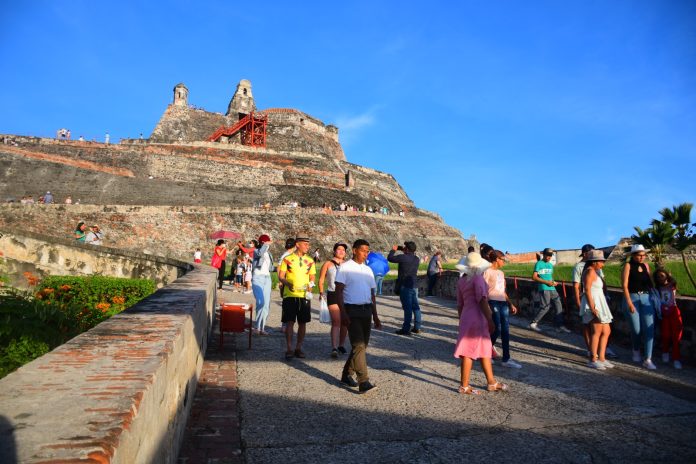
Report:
427,273,438,296
624,292,655,360
490,300,511,362
399,287,421,332
252,274,272,331
374,275,384,296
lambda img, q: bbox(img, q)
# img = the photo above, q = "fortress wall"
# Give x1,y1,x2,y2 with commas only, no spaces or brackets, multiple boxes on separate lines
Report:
0,262,217,463
150,105,231,143
0,204,470,261
0,230,188,289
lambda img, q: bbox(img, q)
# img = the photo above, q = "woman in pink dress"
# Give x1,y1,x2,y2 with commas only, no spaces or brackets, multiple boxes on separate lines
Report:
453,252,509,394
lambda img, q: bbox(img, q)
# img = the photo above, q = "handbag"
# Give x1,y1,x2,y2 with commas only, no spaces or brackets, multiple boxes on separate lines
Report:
319,298,331,324
210,254,222,269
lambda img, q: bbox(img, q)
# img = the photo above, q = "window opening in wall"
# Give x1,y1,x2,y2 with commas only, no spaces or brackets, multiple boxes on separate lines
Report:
243,88,248,96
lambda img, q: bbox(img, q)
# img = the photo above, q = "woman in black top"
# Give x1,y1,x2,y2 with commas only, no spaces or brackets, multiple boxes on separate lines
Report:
621,245,656,369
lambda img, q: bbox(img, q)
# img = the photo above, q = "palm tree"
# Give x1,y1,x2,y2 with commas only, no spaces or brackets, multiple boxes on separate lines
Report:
660,203,696,288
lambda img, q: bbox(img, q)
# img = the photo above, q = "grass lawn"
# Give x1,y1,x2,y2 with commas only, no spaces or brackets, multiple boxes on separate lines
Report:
498,261,696,297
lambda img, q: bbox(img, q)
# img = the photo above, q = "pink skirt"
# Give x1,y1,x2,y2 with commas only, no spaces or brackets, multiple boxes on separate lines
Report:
453,305,492,360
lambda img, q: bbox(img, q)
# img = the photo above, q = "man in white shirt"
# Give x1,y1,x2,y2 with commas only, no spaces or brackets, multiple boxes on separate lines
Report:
335,239,382,394
85,225,103,245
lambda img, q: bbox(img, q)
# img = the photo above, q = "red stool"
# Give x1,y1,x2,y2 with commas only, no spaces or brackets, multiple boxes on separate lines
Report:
219,303,253,349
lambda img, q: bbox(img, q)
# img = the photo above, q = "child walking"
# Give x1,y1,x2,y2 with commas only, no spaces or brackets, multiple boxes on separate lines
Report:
244,257,253,294
654,269,683,369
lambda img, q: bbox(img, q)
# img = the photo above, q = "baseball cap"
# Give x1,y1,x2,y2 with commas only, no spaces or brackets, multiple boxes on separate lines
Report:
579,244,595,257
542,248,555,256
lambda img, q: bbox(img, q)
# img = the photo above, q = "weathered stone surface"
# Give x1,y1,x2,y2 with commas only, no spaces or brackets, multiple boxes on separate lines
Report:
0,265,218,464
0,230,190,289
0,204,470,262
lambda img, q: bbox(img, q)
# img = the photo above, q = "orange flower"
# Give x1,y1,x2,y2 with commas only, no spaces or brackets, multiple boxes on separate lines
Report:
23,272,39,286
111,296,125,305
95,302,111,312
60,285,71,291
43,288,54,294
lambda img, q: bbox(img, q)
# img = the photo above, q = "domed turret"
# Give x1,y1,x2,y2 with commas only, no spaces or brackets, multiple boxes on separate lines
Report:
173,83,189,107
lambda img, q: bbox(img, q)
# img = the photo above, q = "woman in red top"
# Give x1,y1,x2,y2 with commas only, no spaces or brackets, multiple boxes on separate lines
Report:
213,240,228,289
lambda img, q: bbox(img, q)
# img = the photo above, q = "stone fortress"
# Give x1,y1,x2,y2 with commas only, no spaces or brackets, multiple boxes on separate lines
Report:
0,79,471,260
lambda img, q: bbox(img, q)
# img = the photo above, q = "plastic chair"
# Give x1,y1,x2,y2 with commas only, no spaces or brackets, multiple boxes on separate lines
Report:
219,303,253,349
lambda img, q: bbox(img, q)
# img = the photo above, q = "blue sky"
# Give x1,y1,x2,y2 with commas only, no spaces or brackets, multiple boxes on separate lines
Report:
1,1,694,253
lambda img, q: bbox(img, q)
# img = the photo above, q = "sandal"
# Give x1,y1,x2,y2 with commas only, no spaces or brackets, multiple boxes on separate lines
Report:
284,350,294,360
487,382,509,392
458,385,481,395
294,349,306,359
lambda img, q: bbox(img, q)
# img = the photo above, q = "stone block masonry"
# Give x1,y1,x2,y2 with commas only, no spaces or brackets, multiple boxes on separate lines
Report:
0,265,219,463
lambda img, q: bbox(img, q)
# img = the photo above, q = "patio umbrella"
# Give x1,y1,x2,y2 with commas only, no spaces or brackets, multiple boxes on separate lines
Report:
209,230,242,240
366,252,390,276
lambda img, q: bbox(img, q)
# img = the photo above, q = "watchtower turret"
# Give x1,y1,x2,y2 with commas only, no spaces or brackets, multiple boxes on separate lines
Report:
226,79,256,118
173,83,188,107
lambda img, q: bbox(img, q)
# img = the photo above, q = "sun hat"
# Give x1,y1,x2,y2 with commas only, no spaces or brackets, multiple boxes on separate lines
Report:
465,252,484,268
579,244,595,257
295,236,310,243
258,234,271,244
585,250,606,262
630,244,649,254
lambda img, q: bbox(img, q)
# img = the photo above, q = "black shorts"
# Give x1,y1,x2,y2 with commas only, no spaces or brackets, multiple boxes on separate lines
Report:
326,290,340,306
282,297,311,324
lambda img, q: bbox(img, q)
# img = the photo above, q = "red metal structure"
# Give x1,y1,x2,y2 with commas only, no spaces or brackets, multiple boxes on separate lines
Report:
208,112,268,147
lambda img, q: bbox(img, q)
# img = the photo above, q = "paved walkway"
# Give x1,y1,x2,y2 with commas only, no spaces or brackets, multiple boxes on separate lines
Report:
181,289,696,463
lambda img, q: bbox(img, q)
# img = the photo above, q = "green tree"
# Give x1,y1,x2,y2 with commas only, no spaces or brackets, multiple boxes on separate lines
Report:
659,203,696,289
631,220,675,267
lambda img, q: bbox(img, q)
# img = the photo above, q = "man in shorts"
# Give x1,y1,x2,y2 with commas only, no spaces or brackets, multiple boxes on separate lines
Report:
336,239,382,393
278,236,315,359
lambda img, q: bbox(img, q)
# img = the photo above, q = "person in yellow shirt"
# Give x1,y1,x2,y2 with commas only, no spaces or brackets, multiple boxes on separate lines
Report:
278,236,316,359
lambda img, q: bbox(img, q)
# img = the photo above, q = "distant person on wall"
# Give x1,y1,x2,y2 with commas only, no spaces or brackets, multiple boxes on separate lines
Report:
427,251,443,296
64,196,72,205
318,242,349,358
105,132,110,144
454,252,508,394
193,248,202,264
580,250,613,370
654,269,682,369
278,236,316,360
73,221,87,242
336,239,381,394
251,234,274,335
212,240,227,290
622,244,657,369
85,225,103,245
43,191,53,204
388,241,422,335
483,250,521,368
529,248,571,333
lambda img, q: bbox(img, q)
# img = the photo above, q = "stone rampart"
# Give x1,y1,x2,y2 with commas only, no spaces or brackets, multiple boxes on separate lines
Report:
0,265,217,463
0,204,470,261
0,230,190,289
385,272,696,363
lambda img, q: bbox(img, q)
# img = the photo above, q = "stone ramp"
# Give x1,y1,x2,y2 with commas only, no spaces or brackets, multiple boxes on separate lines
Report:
185,292,696,463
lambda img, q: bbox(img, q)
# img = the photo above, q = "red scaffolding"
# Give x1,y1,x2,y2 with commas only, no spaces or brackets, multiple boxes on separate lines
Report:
208,112,267,147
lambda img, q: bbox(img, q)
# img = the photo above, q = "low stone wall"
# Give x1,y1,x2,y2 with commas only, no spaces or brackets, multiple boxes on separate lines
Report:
384,271,696,363
0,265,218,463
0,230,189,289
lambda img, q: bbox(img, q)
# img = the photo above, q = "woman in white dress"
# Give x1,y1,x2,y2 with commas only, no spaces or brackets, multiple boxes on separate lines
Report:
580,250,613,370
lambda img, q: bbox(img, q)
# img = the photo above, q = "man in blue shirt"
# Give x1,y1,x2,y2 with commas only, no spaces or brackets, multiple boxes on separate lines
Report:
388,241,422,335
529,248,571,333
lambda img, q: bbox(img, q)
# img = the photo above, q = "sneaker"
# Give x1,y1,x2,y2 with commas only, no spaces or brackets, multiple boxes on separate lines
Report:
600,360,615,369
643,359,657,370
674,360,683,369
501,359,522,368
557,326,571,334
662,353,670,363
411,328,421,334
337,346,347,354
606,347,618,358
331,348,338,359
492,346,500,359
395,329,411,336
340,375,358,388
588,361,607,370
529,322,541,332
358,381,377,394
632,350,642,363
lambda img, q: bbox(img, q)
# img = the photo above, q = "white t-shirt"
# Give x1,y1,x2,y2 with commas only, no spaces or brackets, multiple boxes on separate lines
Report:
194,250,202,260
335,259,376,305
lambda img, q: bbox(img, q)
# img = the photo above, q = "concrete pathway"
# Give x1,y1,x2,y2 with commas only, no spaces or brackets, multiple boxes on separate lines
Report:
185,289,696,463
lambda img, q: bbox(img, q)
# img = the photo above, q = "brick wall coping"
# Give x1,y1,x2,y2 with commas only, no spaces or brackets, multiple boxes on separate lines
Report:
0,265,218,463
